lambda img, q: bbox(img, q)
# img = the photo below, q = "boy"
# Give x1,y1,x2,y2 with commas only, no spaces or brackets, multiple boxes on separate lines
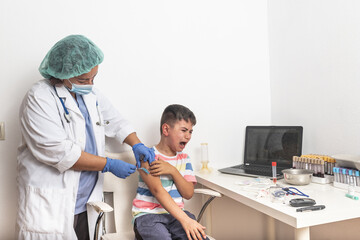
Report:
132,104,209,240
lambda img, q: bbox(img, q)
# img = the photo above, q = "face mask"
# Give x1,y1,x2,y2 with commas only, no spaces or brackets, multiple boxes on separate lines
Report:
66,79,93,95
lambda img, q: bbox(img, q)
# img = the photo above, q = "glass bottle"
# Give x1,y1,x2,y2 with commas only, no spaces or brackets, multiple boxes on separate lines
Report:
200,143,212,173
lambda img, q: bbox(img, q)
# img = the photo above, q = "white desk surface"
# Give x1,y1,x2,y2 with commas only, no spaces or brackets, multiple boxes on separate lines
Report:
196,170,360,229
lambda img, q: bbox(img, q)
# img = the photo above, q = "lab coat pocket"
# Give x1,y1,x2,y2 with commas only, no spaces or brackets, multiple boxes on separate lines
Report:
24,186,71,234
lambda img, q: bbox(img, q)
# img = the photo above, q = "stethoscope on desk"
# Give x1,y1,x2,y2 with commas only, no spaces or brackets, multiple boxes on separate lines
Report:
54,86,109,126
272,187,309,198
282,187,309,197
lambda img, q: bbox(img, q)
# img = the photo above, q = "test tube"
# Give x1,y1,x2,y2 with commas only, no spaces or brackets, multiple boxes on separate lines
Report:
343,169,349,184
356,171,360,186
300,157,304,169
324,159,328,175
349,170,353,185
320,160,325,178
311,159,315,174
333,167,339,182
308,158,312,172
293,156,298,169
315,159,320,177
340,168,344,183
338,168,342,183
331,159,336,175
348,170,356,196
272,162,277,184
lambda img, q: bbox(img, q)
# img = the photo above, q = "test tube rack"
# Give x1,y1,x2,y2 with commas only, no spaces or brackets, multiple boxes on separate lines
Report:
333,167,360,193
292,155,336,184
333,182,360,193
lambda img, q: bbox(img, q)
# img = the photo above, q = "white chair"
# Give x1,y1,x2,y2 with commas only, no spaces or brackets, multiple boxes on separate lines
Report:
88,151,221,240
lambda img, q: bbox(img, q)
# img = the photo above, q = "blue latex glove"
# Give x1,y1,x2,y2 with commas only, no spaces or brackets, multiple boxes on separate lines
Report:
132,143,156,168
102,157,136,179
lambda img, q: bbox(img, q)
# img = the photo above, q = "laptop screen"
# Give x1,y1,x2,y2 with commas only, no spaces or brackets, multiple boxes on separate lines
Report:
244,126,303,168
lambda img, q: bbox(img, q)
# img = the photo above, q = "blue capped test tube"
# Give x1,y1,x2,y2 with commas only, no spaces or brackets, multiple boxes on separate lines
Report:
342,168,348,184
349,170,354,185
356,171,360,187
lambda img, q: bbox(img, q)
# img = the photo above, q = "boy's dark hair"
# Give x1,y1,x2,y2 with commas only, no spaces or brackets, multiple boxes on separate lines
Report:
160,104,196,134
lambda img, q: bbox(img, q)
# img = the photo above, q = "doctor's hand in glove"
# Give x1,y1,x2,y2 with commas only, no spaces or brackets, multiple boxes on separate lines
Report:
102,157,136,179
132,143,156,168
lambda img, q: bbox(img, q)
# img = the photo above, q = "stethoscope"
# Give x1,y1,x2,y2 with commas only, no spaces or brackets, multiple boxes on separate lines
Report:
53,86,109,126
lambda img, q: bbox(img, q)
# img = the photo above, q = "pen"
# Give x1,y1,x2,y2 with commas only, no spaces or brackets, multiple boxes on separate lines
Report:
346,193,359,200
296,205,325,212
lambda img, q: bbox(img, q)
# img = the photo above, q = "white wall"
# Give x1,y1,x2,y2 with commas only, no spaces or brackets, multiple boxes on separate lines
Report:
269,0,360,155
0,0,270,238
269,0,360,239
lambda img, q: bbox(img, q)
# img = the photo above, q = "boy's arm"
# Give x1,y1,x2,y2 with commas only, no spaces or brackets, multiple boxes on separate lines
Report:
139,161,207,240
149,158,195,199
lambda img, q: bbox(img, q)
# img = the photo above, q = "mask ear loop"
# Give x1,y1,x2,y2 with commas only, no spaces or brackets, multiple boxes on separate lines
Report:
64,79,74,92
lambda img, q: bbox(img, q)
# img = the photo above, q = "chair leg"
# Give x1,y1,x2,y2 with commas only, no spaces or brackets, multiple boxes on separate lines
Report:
94,212,104,240
197,196,216,222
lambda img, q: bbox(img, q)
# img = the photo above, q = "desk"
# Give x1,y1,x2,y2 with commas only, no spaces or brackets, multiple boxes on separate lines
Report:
196,171,360,240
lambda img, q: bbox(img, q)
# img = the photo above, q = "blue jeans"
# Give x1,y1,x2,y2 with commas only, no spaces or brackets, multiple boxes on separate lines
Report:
134,210,209,240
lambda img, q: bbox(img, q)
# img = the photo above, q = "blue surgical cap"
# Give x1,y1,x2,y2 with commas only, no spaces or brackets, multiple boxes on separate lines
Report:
39,35,104,80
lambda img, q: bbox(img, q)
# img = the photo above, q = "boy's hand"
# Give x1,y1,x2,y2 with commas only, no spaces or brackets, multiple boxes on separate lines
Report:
180,217,207,240
149,158,175,176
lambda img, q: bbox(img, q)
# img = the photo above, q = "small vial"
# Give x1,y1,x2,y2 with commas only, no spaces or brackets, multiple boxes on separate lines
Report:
356,171,360,187
272,162,277,184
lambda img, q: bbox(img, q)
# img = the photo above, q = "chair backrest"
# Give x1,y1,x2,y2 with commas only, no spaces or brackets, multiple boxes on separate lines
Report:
103,151,138,238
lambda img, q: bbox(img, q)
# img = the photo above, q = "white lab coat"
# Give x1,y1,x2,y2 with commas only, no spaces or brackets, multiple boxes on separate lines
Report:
16,79,135,240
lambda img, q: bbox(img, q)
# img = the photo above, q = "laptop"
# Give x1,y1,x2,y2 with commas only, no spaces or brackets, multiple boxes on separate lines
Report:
218,126,303,178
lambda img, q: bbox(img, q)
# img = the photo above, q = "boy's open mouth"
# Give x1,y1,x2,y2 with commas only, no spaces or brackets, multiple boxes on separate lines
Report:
180,142,187,147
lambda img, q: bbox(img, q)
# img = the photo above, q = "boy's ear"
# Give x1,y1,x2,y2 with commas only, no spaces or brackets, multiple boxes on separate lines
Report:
162,123,170,136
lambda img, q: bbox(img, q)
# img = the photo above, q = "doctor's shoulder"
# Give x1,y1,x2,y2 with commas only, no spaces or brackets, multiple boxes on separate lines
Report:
23,79,60,104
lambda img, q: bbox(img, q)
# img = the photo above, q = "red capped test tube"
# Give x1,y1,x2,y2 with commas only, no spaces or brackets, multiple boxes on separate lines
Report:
272,162,277,184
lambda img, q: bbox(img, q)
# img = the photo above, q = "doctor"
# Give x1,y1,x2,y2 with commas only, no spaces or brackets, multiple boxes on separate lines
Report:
16,35,155,240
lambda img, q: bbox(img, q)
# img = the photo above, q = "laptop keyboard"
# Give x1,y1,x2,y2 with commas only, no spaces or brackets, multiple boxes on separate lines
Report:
236,165,273,176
